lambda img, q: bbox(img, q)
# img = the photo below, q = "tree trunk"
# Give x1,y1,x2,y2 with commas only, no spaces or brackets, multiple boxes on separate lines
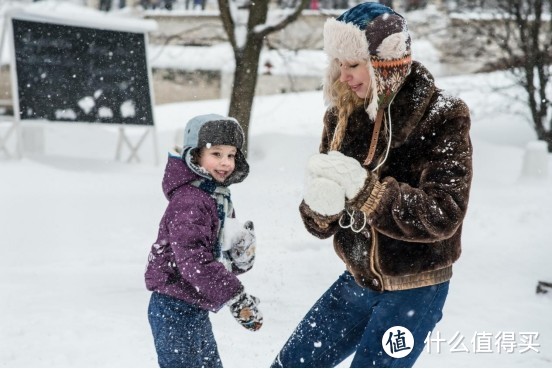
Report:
539,131,552,152
228,37,263,156
217,0,310,157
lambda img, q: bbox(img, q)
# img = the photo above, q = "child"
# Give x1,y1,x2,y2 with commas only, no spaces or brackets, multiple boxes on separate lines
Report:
145,114,262,368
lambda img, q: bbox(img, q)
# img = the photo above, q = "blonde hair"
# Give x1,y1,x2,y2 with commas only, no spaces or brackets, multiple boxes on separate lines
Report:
329,79,365,151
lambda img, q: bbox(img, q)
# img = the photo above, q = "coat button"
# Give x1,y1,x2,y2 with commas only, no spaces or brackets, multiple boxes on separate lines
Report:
372,279,379,287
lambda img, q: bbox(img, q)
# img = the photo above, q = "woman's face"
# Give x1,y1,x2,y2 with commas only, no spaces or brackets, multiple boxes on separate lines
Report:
339,60,372,99
198,145,237,183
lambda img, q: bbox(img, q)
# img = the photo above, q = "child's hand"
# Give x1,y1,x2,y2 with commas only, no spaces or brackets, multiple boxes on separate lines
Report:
227,291,263,331
229,221,256,272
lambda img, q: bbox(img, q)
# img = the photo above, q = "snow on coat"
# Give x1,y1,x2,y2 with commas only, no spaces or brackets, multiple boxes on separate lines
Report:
300,61,473,292
144,156,243,312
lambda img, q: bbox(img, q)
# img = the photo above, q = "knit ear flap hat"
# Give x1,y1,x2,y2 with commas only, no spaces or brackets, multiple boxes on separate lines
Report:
323,2,412,121
182,113,249,185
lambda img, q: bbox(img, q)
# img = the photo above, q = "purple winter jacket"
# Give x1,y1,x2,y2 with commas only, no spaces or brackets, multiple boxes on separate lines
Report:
144,156,243,312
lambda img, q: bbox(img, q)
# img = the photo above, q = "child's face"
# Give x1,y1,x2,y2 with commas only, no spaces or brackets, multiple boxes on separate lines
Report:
198,145,237,183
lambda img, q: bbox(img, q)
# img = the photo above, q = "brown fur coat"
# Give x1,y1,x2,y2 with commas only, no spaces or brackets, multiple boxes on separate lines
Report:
300,61,473,291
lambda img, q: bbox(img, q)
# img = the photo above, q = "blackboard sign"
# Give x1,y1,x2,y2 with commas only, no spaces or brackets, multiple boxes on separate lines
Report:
10,15,154,126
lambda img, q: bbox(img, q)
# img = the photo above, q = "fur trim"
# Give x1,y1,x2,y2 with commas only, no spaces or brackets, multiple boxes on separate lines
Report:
322,58,341,108
322,18,369,108
365,59,379,120
323,18,370,61
322,18,369,109
323,18,380,119
299,200,341,237
377,33,409,60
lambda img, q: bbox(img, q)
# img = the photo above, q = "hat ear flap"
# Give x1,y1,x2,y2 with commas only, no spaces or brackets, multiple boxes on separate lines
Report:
365,59,379,120
322,18,372,111
323,59,341,108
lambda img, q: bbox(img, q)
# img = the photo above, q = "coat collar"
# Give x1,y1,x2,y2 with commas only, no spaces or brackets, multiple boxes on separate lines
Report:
389,60,436,148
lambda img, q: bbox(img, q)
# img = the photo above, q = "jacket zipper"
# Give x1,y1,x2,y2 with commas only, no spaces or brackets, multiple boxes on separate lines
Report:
368,166,384,289
369,228,384,289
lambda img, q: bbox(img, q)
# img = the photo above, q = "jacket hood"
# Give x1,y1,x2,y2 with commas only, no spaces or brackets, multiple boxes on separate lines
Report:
162,156,199,200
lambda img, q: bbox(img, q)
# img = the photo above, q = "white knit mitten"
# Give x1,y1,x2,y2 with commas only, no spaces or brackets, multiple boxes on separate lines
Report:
307,151,368,200
303,176,345,216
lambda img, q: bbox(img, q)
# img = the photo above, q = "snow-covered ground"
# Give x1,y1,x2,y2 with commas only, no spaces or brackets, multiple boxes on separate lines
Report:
1,1,552,368
1,69,552,367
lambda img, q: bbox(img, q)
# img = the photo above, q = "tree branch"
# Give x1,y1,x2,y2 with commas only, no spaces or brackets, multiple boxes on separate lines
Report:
256,0,310,38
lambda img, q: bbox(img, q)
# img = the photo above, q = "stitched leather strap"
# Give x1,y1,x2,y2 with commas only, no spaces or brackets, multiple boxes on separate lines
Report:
364,109,384,166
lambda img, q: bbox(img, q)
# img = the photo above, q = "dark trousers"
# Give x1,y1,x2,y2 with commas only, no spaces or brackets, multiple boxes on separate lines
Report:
271,271,449,368
148,292,222,368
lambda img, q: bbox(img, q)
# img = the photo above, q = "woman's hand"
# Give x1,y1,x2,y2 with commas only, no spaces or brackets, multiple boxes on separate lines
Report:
303,176,345,216
307,151,368,199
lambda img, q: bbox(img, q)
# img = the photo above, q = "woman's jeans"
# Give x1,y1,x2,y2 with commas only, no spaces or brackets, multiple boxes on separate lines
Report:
148,292,222,368
271,271,449,368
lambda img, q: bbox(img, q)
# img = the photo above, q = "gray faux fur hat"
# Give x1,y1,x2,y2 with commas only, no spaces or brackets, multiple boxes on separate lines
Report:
323,2,412,120
181,113,249,185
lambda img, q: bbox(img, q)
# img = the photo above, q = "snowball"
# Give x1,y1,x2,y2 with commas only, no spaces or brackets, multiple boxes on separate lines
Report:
222,217,244,251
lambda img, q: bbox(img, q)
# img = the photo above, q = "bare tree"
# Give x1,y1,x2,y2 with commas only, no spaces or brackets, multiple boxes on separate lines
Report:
217,0,310,154
476,0,552,151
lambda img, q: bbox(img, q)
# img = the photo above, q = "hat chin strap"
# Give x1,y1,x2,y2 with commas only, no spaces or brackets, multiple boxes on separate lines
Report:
364,108,384,166
365,93,396,171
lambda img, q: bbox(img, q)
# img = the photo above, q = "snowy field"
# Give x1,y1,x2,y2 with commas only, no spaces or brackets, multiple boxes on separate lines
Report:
1,69,552,368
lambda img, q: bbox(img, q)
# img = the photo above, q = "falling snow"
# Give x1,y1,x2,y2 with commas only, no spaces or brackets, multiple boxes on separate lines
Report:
0,1,551,368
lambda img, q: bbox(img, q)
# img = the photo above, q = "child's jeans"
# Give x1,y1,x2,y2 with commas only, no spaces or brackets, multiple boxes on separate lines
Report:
271,271,449,368
148,292,222,368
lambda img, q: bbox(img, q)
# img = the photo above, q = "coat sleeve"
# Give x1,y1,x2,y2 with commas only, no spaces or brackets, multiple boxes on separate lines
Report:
352,99,473,243
166,194,242,309
299,200,341,239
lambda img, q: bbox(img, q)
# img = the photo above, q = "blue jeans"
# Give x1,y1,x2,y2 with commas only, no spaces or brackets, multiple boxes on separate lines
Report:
271,271,449,368
148,292,222,368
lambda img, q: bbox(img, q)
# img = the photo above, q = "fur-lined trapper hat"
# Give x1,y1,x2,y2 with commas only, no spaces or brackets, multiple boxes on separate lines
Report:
323,2,412,120
180,113,249,185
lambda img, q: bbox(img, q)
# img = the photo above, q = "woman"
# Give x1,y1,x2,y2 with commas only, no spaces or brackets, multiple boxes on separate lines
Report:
271,2,472,368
